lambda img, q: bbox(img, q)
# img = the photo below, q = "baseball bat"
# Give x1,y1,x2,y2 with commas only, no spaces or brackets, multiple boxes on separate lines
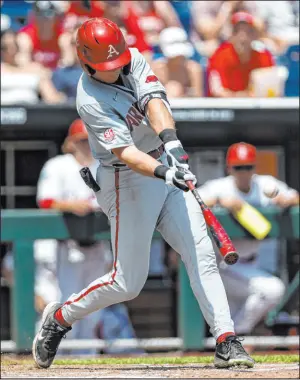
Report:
186,180,239,265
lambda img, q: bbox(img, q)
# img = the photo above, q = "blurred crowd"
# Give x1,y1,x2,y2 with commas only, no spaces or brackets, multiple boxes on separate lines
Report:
1,0,299,103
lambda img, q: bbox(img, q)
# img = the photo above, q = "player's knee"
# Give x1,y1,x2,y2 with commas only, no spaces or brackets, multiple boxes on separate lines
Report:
124,288,141,301
118,286,141,302
115,278,144,302
254,277,285,306
266,277,285,305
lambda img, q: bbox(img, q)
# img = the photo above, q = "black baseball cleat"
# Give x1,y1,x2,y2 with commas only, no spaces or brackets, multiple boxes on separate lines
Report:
32,302,72,369
214,335,255,368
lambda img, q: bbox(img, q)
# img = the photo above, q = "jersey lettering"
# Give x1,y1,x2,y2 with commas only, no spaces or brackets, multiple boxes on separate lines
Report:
125,105,144,130
107,45,119,59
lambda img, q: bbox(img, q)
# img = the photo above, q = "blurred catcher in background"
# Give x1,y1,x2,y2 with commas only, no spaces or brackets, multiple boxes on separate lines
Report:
198,142,299,336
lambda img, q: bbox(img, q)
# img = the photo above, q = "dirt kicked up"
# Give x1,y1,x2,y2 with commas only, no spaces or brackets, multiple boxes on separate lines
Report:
1,355,299,379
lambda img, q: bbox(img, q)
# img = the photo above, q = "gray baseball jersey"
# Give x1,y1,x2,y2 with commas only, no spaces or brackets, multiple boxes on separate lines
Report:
77,48,166,167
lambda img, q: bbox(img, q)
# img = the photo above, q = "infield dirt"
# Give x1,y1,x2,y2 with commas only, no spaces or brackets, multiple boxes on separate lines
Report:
1,361,299,378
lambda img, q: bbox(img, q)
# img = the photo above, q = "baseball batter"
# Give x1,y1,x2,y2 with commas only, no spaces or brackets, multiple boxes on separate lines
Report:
198,142,299,335
33,18,254,369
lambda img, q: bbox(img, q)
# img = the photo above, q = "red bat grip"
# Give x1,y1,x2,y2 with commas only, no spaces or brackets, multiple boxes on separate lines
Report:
186,180,195,191
186,180,238,265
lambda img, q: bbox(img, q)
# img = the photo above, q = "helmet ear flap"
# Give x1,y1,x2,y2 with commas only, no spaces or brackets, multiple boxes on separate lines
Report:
123,62,131,75
85,64,96,76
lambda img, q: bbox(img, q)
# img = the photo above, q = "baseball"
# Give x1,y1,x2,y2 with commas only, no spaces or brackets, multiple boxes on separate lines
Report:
263,183,279,198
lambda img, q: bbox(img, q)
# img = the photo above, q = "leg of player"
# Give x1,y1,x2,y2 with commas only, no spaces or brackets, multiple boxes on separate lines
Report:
32,169,167,368
156,187,255,368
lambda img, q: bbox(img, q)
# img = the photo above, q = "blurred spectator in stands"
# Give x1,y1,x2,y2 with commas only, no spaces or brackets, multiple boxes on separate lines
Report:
198,142,299,336
1,29,64,105
154,27,203,98
52,28,82,102
125,1,181,56
1,0,12,34
101,0,152,62
168,0,202,63
63,0,104,32
36,119,140,355
207,12,274,97
191,1,260,57
1,0,33,32
17,1,66,70
253,0,299,55
169,0,193,37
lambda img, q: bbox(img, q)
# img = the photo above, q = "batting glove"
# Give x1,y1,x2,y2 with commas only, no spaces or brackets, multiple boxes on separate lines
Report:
154,165,196,192
159,129,189,171
165,140,190,171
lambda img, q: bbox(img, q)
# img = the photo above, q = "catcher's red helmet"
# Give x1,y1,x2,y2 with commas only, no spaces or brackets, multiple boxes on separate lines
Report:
226,142,257,166
62,119,88,153
68,119,88,141
76,17,131,74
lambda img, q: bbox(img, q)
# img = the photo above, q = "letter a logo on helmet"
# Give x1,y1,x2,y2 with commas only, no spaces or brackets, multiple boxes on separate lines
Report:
76,18,131,74
107,45,119,59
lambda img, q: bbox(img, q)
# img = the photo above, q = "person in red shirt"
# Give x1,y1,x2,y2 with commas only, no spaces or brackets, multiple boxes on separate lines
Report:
125,1,181,50
17,1,66,70
63,0,104,32
207,11,274,97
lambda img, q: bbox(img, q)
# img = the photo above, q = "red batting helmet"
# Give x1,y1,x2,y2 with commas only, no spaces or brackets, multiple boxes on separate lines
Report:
76,17,131,74
226,142,257,166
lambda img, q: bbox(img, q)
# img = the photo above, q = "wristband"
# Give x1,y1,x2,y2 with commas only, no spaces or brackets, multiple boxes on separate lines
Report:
154,164,169,180
159,129,178,144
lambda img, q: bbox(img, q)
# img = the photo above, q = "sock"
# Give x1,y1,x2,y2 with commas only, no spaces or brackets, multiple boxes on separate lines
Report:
217,332,235,344
54,308,68,327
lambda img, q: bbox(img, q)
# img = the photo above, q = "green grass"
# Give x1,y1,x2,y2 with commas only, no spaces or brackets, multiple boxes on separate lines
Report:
53,355,299,366
2,354,299,366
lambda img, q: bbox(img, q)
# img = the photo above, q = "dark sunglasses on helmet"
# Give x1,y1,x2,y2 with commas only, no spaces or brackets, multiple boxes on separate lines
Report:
232,165,255,171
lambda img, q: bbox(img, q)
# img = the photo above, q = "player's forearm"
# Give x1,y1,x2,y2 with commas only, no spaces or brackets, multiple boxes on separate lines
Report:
112,145,160,177
287,193,300,206
50,200,74,212
146,98,175,135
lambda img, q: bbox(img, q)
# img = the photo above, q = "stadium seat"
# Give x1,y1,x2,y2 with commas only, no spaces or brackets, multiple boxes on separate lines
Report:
281,44,300,97
1,0,33,29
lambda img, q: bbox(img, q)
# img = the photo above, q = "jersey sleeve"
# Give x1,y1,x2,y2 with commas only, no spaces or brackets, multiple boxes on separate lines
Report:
36,159,63,204
131,49,169,112
78,102,134,151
